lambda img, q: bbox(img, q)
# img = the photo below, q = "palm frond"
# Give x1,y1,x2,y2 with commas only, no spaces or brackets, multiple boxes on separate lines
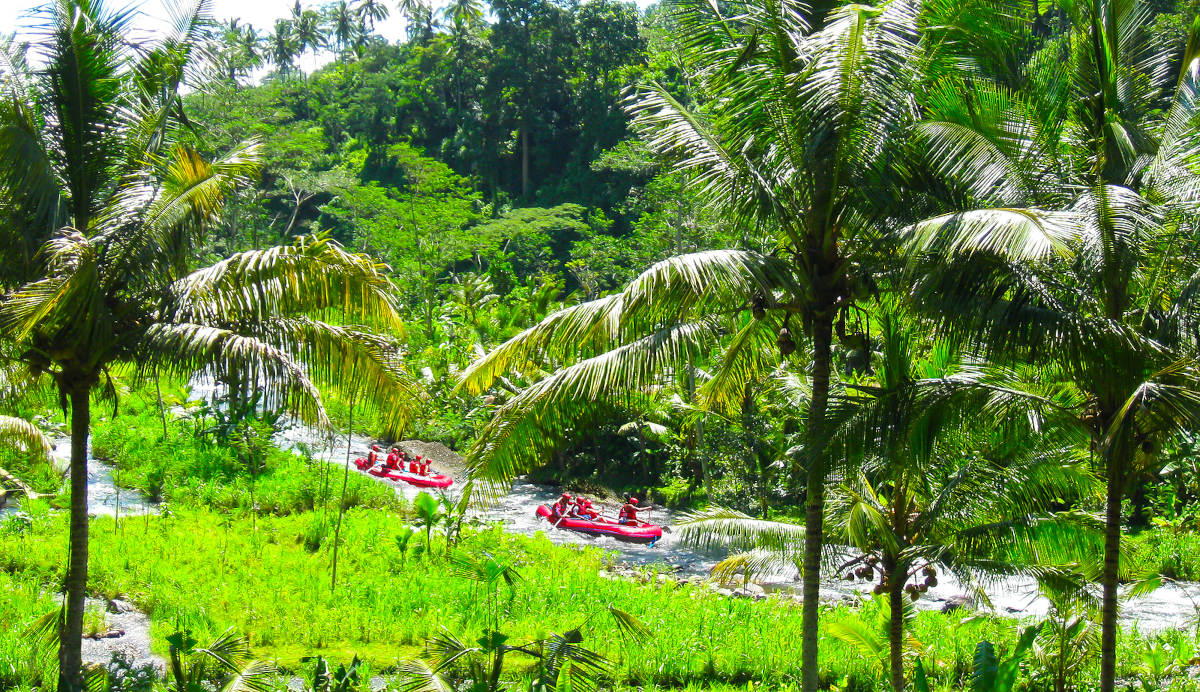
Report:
825,616,887,671
466,320,718,496
103,142,262,280
245,317,422,437
676,506,805,554
709,546,803,583
170,233,402,333
0,415,53,461
0,91,64,230
393,659,455,692
605,605,652,644
196,628,253,672
138,322,328,429
541,633,610,692
457,249,794,398
0,230,109,348
422,629,479,671
906,208,1081,261
218,660,275,692
454,293,623,397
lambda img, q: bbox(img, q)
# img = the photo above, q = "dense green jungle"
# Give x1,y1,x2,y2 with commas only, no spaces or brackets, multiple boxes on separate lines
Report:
7,0,1200,690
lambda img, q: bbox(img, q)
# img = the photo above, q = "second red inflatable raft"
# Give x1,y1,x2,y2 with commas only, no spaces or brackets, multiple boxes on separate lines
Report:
535,505,662,545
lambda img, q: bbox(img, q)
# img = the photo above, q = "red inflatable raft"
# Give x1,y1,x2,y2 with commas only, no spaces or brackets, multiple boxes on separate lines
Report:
386,469,453,489
358,460,454,489
535,505,662,545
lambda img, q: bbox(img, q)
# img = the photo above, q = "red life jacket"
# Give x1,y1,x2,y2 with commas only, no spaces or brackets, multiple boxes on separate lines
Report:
385,452,400,469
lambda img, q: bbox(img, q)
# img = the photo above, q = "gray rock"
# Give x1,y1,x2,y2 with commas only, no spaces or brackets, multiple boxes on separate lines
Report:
107,598,135,614
941,595,971,613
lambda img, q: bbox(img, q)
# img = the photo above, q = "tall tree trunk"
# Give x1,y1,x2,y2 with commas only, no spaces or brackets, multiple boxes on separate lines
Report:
888,566,905,692
331,393,354,592
521,121,530,200
1099,450,1125,692
801,310,834,692
686,360,712,499
58,385,91,692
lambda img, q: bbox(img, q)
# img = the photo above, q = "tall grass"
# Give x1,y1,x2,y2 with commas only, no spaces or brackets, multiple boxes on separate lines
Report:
0,550,58,691
6,383,1197,690
0,500,1168,691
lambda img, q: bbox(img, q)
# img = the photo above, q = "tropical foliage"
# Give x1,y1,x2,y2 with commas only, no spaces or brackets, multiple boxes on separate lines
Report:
7,0,1200,691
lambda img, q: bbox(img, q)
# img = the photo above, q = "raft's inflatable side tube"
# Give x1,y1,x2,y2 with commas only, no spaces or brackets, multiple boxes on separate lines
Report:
384,470,454,489
535,505,662,545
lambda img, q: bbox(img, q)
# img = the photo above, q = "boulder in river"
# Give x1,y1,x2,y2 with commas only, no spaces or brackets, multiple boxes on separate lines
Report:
941,594,971,613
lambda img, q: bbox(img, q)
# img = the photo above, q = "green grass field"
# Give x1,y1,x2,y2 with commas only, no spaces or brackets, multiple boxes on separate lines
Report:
4,497,1192,691
4,400,1199,690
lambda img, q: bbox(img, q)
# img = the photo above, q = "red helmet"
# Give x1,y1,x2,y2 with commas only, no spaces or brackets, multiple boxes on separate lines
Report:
561,492,570,499
371,444,381,451
629,497,639,505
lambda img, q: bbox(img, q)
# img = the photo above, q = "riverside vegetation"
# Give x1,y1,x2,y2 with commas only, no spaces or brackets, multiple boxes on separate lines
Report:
6,0,1200,691
0,383,1198,691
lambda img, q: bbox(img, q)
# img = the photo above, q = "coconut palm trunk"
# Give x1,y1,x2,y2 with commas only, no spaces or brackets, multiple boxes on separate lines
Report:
887,560,905,692
59,384,91,692
801,310,834,690
1099,448,1125,692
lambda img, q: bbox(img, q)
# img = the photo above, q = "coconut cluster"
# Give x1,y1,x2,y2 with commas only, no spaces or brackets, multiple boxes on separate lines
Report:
842,558,939,601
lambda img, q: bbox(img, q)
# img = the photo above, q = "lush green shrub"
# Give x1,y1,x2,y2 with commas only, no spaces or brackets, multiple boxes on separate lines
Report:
91,408,400,516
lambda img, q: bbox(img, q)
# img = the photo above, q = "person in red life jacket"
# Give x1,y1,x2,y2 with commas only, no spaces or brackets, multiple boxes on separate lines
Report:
419,458,431,476
411,455,423,474
550,493,572,520
385,447,401,470
618,497,652,525
366,444,381,467
580,498,600,520
571,496,593,519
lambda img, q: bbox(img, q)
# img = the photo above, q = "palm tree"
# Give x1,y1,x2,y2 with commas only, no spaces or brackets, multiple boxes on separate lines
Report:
356,0,390,32
443,0,483,29
291,1,328,60
234,22,263,73
456,1,921,687
396,0,435,41
0,3,420,689
904,2,1200,689
268,18,300,76
682,313,1098,691
326,0,361,56
205,18,263,83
